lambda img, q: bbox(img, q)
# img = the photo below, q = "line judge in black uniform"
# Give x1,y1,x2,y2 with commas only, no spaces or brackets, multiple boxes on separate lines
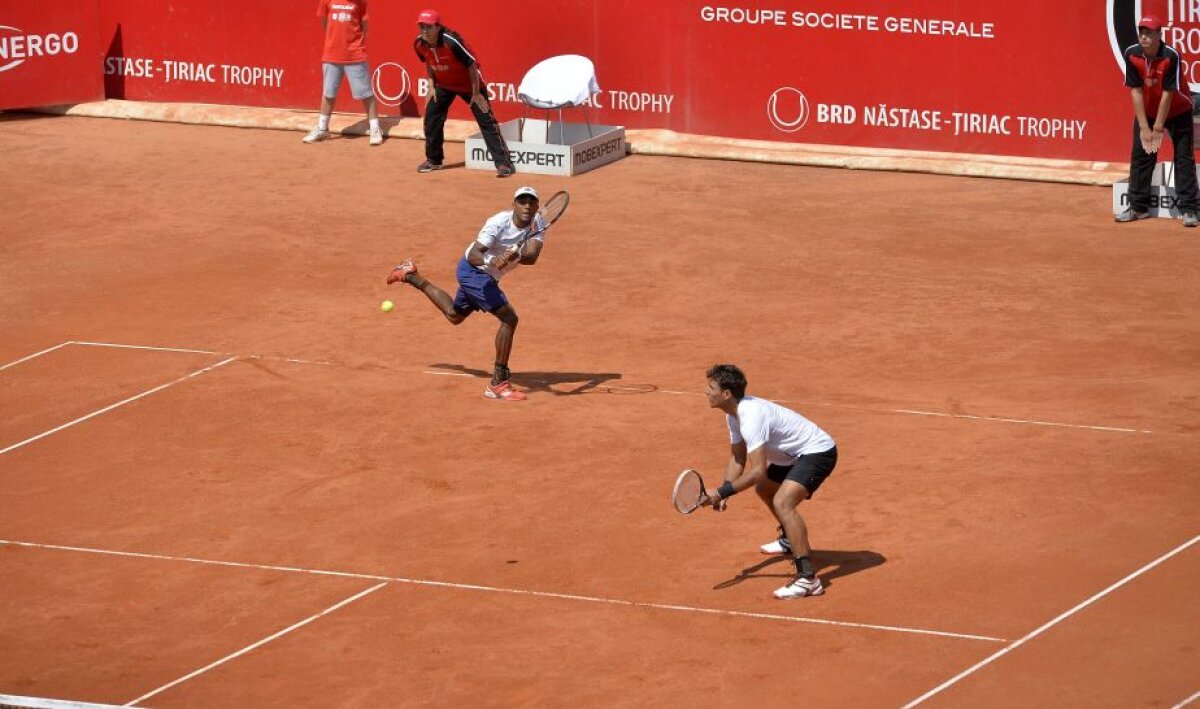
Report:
412,8,514,177
1117,14,1200,227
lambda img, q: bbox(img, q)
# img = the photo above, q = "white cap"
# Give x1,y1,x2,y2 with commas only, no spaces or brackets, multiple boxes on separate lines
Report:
513,186,539,200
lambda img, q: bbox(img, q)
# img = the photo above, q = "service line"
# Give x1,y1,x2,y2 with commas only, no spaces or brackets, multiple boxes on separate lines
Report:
0,539,1003,645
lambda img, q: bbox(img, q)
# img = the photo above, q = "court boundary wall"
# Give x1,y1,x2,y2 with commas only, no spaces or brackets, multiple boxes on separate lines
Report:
24,100,1126,186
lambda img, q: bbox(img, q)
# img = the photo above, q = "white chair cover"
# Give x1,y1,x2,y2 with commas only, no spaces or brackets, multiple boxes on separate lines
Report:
517,55,599,109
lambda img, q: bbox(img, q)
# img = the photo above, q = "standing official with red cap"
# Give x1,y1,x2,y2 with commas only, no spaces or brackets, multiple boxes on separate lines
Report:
1117,14,1200,227
413,8,515,177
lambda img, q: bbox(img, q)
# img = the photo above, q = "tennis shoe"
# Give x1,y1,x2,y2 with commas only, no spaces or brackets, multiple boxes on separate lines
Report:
1114,207,1150,223
484,380,526,401
1183,210,1199,227
417,160,444,173
760,537,793,555
369,128,384,146
496,164,514,178
302,128,330,144
773,575,824,599
386,260,418,285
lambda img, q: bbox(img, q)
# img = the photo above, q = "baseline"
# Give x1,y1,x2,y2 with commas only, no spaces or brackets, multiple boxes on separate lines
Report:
39,339,1155,435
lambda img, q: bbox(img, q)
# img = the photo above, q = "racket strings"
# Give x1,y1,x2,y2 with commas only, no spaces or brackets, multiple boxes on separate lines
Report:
672,470,704,514
540,192,569,224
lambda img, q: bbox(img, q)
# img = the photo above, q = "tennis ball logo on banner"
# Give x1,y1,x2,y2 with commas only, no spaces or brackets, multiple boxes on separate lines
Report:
0,25,79,73
767,86,810,132
372,62,412,107
1108,0,1200,91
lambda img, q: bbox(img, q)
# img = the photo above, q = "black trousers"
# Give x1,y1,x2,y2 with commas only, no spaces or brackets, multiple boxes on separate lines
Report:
423,87,512,168
1128,111,1200,213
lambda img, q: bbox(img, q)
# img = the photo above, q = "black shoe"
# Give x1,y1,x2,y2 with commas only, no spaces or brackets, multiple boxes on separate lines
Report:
496,164,514,178
417,160,444,173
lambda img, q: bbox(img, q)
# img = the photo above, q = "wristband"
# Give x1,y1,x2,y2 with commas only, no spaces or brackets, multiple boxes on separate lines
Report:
716,481,736,499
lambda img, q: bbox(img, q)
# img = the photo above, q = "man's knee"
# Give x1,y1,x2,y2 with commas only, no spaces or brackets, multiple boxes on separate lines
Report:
494,307,518,328
772,484,809,515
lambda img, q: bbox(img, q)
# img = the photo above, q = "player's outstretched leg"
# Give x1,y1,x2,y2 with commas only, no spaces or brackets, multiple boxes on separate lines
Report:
387,260,468,324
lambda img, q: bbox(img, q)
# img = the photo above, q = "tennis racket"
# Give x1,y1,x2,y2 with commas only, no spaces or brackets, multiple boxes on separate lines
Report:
515,190,569,250
672,468,707,515
495,190,569,269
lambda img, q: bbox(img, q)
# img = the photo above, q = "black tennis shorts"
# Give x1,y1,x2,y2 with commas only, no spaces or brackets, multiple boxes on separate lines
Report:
766,446,838,497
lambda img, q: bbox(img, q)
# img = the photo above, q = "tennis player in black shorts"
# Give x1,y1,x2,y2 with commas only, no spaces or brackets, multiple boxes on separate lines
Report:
699,364,839,599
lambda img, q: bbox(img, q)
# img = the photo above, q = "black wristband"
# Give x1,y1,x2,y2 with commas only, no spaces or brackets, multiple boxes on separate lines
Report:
716,481,736,499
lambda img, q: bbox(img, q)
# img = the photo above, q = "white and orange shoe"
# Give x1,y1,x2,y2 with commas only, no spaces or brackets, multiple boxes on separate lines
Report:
387,260,417,285
484,380,526,401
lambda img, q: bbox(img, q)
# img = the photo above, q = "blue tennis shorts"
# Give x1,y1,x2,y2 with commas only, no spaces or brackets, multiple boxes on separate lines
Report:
453,257,509,314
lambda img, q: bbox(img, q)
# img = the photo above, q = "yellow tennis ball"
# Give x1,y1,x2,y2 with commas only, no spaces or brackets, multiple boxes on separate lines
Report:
381,300,394,313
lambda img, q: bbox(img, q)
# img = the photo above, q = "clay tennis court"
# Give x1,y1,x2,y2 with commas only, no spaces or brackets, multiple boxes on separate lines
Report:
1,113,1197,708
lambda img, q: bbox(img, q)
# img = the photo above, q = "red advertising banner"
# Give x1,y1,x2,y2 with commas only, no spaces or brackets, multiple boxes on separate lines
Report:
0,0,104,109
86,1,1200,163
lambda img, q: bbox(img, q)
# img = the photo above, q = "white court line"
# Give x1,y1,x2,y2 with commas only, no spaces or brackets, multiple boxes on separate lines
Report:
890,408,1147,434
50,341,1154,434
0,694,135,709
1175,690,1200,709
903,534,1200,708
423,370,1151,434
0,341,73,371
0,357,237,456
70,343,336,369
123,582,387,707
0,539,1003,644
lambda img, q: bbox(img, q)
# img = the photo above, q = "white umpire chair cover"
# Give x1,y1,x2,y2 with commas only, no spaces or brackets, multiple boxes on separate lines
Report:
517,54,600,143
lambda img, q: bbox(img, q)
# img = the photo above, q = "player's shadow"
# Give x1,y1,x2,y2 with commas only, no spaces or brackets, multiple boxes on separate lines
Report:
427,363,651,396
712,549,886,590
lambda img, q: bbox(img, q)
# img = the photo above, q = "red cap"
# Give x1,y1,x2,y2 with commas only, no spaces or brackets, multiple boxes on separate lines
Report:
1138,15,1163,30
417,9,441,25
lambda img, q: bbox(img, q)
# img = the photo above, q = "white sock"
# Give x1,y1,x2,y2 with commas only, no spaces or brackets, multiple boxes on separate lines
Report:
317,114,330,131
369,118,380,131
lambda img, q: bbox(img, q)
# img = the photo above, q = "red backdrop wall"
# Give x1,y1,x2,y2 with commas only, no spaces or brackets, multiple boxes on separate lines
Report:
0,0,104,109
19,1,1200,163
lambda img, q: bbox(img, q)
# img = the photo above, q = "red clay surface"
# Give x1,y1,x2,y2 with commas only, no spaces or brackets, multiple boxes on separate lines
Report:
1,113,1197,707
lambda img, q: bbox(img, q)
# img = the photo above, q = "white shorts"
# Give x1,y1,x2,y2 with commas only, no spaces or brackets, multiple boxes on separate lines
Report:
322,62,373,100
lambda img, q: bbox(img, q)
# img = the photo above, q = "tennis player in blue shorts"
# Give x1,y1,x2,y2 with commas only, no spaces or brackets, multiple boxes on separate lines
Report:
699,364,839,599
386,186,547,401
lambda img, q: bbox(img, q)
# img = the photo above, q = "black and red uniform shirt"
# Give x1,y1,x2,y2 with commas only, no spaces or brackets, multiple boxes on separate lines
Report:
1124,42,1194,120
413,28,480,94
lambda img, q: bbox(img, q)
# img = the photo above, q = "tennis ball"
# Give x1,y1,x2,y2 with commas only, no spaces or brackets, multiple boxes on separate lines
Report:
381,300,395,313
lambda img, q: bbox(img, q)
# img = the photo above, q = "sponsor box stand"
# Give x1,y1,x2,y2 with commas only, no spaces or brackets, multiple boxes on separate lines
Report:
467,54,627,176
465,119,626,176
1112,161,1200,218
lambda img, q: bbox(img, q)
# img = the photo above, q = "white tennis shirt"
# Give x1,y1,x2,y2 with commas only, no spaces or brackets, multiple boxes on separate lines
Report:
726,396,835,465
466,210,548,280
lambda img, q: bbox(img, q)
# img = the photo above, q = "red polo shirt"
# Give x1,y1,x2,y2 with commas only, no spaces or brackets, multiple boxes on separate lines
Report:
1125,42,1193,120
413,28,480,94
319,0,368,64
